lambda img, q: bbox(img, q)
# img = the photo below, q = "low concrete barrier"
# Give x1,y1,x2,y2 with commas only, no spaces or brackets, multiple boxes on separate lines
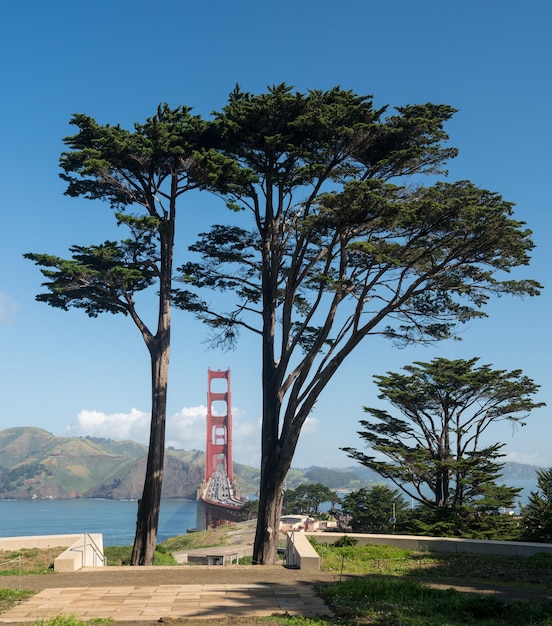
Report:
178,544,252,565
286,531,320,569
0,534,105,572
304,532,552,558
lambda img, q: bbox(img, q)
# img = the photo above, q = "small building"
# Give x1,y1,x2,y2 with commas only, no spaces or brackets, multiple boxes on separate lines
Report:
279,515,324,532
280,515,308,532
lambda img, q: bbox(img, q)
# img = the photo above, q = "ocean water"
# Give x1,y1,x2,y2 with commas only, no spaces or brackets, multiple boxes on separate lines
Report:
0,499,197,546
0,479,538,548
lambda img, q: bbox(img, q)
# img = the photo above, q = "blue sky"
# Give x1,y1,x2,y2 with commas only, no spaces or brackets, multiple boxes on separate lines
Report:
0,0,550,469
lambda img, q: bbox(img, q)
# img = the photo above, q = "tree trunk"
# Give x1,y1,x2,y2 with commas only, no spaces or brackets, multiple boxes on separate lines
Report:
252,401,298,564
130,335,169,565
253,457,285,564
130,220,173,566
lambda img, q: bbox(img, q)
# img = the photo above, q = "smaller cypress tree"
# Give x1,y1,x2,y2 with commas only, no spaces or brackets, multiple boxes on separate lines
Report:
523,468,552,543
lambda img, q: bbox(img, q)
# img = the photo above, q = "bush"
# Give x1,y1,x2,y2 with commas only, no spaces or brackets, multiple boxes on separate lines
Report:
332,535,357,547
527,552,552,571
103,545,177,566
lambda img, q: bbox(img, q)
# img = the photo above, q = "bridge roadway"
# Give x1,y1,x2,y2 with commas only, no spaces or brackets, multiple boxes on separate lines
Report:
202,469,243,508
197,469,245,529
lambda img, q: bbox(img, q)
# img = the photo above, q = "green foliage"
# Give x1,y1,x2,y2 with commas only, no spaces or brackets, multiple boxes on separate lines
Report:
343,358,542,536
172,84,541,564
237,498,260,520
24,104,237,565
340,485,411,534
24,239,158,317
406,504,523,540
319,577,552,625
24,617,114,626
331,535,358,547
282,483,340,515
232,461,261,494
103,545,132,566
310,540,552,623
527,552,552,571
160,528,228,552
103,544,176,566
0,588,35,615
0,547,66,576
31,99,227,321
0,588,34,601
152,548,178,566
310,538,414,576
0,462,49,492
24,85,543,566
523,467,552,542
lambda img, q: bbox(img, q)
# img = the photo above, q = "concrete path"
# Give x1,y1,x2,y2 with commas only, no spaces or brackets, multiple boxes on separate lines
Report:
1,582,333,622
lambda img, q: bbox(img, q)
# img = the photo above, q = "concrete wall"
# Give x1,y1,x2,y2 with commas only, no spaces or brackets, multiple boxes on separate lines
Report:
286,531,320,570
304,532,552,558
0,534,105,572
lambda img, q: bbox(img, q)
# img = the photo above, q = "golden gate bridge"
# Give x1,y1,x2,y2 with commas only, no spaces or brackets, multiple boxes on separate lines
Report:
195,368,246,530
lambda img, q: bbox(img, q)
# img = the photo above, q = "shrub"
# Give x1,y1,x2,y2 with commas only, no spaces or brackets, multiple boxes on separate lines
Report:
332,535,358,547
527,552,552,571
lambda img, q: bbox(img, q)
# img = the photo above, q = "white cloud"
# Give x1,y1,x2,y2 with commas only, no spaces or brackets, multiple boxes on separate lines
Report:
166,405,208,451
66,404,262,466
66,408,151,443
167,405,261,466
504,451,548,467
302,416,319,435
0,292,18,326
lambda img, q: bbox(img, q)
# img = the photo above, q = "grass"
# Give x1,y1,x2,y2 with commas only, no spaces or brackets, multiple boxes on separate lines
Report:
309,536,552,588
160,527,233,551
318,577,552,625
308,539,552,625
0,588,35,613
29,617,114,625
0,547,65,576
103,544,177,566
3,535,552,625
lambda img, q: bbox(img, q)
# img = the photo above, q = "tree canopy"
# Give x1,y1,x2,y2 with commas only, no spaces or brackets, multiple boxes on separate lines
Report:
24,105,230,565
175,84,541,563
342,357,544,535
24,85,543,564
523,467,552,543
282,483,339,515
340,485,410,534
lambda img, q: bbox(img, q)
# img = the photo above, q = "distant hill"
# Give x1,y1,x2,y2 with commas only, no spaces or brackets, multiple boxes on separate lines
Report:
0,427,543,500
0,427,204,500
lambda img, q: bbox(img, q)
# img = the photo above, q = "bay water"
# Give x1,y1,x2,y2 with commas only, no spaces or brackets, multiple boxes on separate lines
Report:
0,479,538,547
0,499,197,546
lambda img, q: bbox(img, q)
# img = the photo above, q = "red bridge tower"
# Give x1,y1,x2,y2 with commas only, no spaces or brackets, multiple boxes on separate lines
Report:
205,368,233,483
196,368,243,530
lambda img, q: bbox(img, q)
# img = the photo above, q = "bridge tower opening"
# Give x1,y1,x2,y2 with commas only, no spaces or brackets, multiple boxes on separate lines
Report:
205,368,233,483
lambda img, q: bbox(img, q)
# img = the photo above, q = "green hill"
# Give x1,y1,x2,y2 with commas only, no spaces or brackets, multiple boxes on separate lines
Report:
0,428,236,499
0,427,541,500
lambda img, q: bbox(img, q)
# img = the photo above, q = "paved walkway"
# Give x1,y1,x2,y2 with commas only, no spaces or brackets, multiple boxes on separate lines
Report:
0,567,335,623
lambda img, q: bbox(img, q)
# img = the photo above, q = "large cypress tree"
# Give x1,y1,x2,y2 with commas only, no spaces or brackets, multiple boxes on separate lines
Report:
175,85,541,563
25,105,235,565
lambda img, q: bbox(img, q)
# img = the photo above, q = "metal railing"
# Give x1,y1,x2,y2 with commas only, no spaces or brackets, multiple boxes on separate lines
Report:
68,533,106,567
0,556,22,589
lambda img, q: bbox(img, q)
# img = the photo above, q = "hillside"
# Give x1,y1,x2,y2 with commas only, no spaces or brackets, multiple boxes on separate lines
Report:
0,427,206,500
0,427,543,500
